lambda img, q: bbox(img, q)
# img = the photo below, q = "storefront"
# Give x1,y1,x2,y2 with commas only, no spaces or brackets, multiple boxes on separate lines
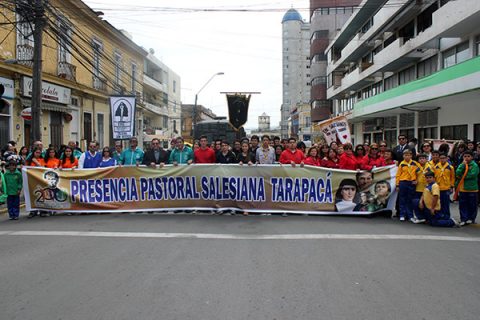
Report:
0,76,14,147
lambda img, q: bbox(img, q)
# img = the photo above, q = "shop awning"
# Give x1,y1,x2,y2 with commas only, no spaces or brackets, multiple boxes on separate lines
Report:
21,98,72,113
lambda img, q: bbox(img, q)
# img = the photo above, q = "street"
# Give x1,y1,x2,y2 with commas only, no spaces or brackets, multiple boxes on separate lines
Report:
0,208,479,320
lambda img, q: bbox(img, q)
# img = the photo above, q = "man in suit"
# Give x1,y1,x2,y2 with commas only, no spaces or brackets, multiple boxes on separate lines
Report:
142,138,169,168
393,134,416,162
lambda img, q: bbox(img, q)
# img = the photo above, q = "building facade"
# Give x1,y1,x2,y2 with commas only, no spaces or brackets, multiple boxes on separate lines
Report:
258,112,270,131
326,0,480,146
181,104,217,143
142,51,181,148
0,0,147,149
280,9,311,138
309,0,362,123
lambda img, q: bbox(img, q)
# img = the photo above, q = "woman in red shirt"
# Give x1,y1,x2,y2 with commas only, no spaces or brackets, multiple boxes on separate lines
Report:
304,147,321,166
339,143,359,170
44,147,60,169
362,143,386,170
60,146,78,169
321,148,340,169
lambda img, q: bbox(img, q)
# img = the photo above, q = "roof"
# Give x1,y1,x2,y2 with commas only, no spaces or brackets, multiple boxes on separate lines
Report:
282,8,303,23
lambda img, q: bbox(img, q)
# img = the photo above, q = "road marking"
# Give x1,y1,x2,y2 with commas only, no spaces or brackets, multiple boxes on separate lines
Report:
0,230,479,242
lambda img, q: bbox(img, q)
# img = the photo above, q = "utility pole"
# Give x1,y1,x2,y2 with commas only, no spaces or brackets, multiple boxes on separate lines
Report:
31,0,45,143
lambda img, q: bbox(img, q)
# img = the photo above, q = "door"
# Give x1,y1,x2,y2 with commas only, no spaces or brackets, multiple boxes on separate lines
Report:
84,112,92,143
97,113,104,148
50,111,63,149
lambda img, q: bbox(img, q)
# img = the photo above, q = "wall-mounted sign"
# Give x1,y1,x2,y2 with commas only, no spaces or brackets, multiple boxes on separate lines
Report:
22,76,71,105
0,77,14,99
21,107,32,120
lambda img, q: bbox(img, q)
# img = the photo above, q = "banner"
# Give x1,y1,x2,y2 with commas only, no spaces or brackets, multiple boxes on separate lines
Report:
110,95,136,140
317,116,352,145
226,94,250,131
23,165,397,215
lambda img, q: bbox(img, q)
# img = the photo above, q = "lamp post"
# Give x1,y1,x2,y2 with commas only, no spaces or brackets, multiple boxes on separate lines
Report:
192,72,224,140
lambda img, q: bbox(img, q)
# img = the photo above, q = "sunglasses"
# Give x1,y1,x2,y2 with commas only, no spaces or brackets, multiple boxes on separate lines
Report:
379,145,387,147
371,148,378,150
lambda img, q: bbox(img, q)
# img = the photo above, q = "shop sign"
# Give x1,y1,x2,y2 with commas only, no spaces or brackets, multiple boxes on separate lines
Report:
22,76,71,105
0,77,14,99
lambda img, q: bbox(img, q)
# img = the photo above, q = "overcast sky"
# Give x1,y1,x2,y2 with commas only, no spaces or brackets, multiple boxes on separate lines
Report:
83,0,310,130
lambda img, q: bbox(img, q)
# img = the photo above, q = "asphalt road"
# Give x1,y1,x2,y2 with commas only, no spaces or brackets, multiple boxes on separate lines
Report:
0,209,479,320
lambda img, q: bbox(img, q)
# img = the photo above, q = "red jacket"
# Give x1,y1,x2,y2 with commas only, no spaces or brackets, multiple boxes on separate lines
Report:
279,149,305,164
339,153,359,170
304,156,321,166
361,155,386,171
321,158,340,169
194,147,216,163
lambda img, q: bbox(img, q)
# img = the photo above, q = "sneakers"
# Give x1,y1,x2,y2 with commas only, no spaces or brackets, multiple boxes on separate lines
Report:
466,220,473,225
412,218,426,224
452,219,460,228
399,217,406,221
459,221,466,226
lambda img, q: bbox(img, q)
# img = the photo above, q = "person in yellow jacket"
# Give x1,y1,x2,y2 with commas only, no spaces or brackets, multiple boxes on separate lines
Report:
433,153,455,217
413,154,432,222
395,150,420,221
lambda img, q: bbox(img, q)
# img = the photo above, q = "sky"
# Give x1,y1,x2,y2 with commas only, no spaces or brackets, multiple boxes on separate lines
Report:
83,0,310,130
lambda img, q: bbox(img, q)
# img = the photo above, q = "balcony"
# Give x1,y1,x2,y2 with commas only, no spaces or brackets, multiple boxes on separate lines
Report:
143,74,166,92
58,61,76,81
16,44,34,67
92,76,107,92
143,99,168,116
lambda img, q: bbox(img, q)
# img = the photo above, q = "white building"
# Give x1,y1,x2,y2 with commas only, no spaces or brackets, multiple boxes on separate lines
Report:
281,8,311,138
326,0,480,146
142,51,181,147
258,112,270,131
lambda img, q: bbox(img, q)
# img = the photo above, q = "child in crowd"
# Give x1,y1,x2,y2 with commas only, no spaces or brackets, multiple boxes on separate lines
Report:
396,150,419,222
4,161,22,220
418,171,457,227
455,150,479,226
433,153,455,217
413,154,431,222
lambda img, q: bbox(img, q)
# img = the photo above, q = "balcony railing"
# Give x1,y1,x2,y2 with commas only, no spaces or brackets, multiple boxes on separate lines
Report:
92,76,107,92
58,61,76,81
16,44,34,67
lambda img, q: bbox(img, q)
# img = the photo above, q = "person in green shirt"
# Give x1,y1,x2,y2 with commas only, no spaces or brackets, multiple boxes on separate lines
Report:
169,137,193,165
4,161,22,220
455,150,479,226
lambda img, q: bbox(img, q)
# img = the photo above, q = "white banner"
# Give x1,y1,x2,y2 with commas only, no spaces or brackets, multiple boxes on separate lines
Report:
110,96,136,140
317,116,352,145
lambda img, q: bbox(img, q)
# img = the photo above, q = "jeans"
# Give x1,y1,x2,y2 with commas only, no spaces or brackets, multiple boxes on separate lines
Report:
398,181,414,219
439,190,451,217
459,192,478,223
7,195,20,218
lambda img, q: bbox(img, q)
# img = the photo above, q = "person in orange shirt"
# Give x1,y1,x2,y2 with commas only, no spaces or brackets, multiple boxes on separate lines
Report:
59,146,79,169
26,148,45,167
44,147,60,169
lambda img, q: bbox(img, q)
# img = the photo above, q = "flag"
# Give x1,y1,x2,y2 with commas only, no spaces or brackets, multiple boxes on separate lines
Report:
227,94,250,131
110,96,136,140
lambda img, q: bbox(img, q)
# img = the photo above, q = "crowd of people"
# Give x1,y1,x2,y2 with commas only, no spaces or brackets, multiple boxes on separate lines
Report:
0,134,479,226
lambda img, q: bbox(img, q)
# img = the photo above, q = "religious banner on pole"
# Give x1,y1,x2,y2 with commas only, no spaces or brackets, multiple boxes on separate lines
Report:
226,93,250,131
23,165,397,215
110,95,136,140
317,115,352,145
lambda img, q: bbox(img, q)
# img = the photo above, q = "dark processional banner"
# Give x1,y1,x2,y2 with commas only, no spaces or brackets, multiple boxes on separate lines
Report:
22,165,398,215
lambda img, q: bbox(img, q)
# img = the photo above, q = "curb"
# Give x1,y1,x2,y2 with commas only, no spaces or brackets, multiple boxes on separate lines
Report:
0,203,25,215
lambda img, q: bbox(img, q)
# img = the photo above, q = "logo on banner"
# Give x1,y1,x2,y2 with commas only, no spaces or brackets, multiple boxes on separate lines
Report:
34,170,70,209
227,94,250,130
110,96,136,140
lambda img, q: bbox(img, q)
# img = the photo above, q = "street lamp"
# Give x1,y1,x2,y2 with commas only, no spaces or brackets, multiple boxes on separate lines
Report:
192,72,224,140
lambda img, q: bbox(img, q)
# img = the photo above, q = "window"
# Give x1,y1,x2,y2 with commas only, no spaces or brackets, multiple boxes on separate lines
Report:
311,76,326,86
476,36,480,56
399,65,415,85
114,52,122,85
399,20,415,44
92,39,103,77
173,80,176,93
474,123,480,143
131,63,137,92
441,125,468,140
417,3,438,33
418,127,438,143
417,55,438,78
58,18,72,63
83,112,92,143
443,42,470,68
384,75,398,91
97,113,104,148
360,18,373,34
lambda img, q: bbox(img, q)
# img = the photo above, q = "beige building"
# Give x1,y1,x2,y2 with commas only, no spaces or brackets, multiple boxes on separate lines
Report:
0,0,147,149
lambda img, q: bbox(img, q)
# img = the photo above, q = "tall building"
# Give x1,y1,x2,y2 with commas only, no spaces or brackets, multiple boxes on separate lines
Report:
258,112,270,131
280,8,311,138
326,0,480,145
309,0,362,124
